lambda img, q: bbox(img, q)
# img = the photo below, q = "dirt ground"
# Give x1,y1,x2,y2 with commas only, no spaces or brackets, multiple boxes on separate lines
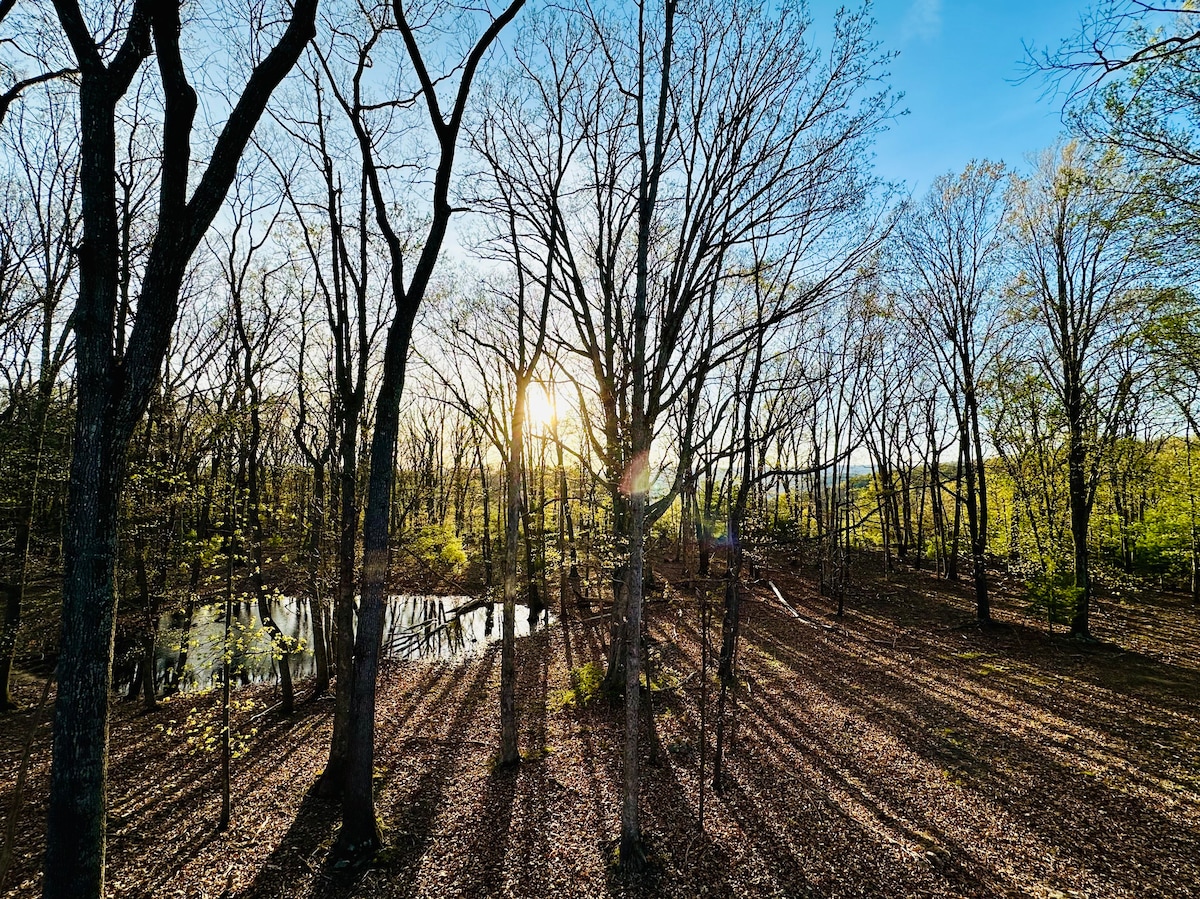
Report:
3,553,1199,898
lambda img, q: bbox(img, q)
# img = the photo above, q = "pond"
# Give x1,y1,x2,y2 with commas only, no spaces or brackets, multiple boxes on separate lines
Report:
113,595,551,696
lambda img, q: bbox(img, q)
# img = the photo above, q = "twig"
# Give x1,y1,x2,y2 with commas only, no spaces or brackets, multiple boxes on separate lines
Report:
250,700,284,721
768,580,834,631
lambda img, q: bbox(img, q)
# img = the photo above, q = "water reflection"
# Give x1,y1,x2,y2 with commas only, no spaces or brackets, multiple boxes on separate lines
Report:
115,595,550,696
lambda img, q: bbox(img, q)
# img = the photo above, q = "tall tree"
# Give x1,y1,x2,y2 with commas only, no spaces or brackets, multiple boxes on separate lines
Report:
1007,141,1160,638
892,161,1009,622
0,97,78,710
42,2,317,895
1048,3,1200,173
317,0,525,859
271,67,387,793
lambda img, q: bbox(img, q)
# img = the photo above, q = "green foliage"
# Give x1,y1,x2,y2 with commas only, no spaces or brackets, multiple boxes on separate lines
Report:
408,524,468,575
743,492,804,542
649,505,678,543
156,694,262,759
549,661,606,712
1025,565,1082,627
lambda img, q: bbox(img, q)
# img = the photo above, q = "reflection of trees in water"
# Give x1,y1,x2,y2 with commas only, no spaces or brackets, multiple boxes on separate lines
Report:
381,596,544,660
116,595,552,696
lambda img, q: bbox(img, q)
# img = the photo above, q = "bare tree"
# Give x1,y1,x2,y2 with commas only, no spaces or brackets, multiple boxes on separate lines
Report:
314,0,525,860
269,67,388,790
0,3,75,127
42,2,317,894
220,176,297,714
891,161,1010,621
0,97,78,710
431,269,553,766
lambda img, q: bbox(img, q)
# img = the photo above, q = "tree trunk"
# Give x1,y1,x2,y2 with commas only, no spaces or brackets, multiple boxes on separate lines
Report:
41,5,318,890
44,396,125,899
240,312,294,715
500,379,527,766
308,462,330,695
1067,420,1092,637
478,441,493,589
0,389,49,711
314,422,359,797
948,442,963,581
968,391,991,622
335,346,407,858
620,487,647,868
1188,436,1199,606
556,423,574,668
133,536,158,710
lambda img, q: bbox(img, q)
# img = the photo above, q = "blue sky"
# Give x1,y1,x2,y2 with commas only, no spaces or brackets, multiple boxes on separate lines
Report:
809,0,1093,192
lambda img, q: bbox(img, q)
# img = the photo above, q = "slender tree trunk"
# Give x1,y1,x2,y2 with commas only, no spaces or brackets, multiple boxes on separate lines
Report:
314,421,359,797
931,453,947,578
620,0,676,868
967,392,990,622
500,380,527,766
218,464,239,832
621,487,647,866
1187,435,1199,606
698,473,714,578
714,323,763,793
308,462,330,695
1067,415,1092,637
336,342,407,857
331,0,524,856
555,416,573,667
477,441,493,589
174,456,217,691
241,333,294,715
0,388,51,711
520,455,541,615
875,462,891,576
948,442,963,581
133,536,158,709
914,461,927,572
0,580,21,711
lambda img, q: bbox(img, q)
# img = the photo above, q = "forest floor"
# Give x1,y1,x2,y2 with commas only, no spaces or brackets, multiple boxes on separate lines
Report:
3,551,1199,898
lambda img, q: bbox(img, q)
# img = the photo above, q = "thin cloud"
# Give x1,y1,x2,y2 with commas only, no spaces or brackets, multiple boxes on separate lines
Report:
901,0,943,42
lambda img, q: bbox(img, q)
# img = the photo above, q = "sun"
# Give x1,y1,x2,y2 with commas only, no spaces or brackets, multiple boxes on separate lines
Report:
525,384,556,430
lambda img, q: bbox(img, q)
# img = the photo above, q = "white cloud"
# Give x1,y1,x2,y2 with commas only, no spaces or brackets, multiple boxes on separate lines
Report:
901,0,943,42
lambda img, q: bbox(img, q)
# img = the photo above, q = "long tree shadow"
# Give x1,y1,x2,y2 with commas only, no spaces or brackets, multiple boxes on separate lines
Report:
233,661,466,899
451,630,553,896
645,580,1200,898
642,611,945,897
340,653,498,899
745,599,1200,794
732,607,1200,896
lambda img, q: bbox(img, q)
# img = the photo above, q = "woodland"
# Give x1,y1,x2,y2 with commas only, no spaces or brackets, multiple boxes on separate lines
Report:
0,1,1198,897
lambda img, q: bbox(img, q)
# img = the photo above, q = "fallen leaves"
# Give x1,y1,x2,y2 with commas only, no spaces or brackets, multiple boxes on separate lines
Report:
2,555,1198,897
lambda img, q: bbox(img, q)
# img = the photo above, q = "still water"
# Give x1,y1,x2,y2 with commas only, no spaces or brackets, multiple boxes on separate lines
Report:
116,595,550,695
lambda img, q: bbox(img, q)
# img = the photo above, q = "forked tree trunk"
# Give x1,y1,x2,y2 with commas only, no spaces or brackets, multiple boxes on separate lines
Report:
42,6,318,892
335,321,411,857
314,417,360,796
308,462,331,695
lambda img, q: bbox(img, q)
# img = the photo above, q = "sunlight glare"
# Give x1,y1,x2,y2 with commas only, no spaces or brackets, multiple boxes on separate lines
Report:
526,384,555,430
